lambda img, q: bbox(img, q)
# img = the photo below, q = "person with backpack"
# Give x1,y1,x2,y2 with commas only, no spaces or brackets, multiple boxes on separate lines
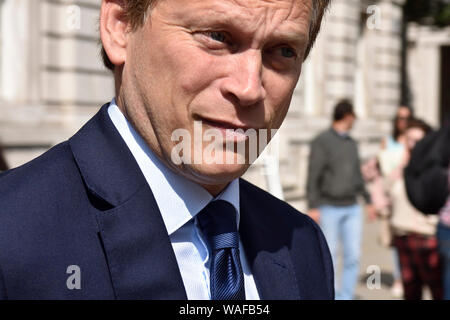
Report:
388,119,443,299
405,122,450,299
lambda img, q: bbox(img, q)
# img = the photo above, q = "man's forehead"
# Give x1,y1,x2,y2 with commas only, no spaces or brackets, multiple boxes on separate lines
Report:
220,0,310,11
174,0,312,20
159,0,312,38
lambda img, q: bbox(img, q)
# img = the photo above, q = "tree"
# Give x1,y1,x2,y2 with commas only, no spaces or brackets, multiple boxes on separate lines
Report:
404,0,450,27
401,0,450,107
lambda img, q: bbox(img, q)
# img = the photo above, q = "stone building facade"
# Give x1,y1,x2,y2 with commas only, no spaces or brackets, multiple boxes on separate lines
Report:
407,23,450,128
0,0,445,212
0,0,113,165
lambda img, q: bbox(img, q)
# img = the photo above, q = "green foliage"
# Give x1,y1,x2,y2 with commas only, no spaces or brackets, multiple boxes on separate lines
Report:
404,0,450,27
436,3,450,26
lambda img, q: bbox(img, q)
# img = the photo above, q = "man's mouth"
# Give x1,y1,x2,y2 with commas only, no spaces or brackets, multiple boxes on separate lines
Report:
200,118,255,142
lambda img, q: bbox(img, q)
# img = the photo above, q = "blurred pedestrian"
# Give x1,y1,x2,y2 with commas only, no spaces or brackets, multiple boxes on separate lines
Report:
382,105,413,150
437,164,450,300
390,119,442,300
405,124,449,214
404,122,450,299
376,106,413,298
307,100,375,300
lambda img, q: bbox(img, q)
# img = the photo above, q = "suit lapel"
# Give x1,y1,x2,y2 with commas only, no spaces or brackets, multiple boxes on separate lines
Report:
239,181,301,300
94,185,187,299
69,104,187,299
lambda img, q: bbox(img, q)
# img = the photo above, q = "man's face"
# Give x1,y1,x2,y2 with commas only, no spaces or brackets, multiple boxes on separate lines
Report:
120,0,312,193
346,114,356,131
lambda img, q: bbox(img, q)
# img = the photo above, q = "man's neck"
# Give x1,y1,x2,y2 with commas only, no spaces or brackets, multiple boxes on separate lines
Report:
201,183,229,197
332,122,349,135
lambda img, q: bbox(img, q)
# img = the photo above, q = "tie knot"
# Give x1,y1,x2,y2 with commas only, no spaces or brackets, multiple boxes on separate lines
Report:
197,200,239,250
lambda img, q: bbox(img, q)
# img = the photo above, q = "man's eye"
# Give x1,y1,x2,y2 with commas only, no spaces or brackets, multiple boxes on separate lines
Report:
195,30,233,52
207,31,227,43
280,47,297,59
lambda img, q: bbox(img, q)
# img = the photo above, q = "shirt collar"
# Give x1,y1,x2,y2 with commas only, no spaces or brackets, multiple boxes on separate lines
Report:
331,127,350,139
107,99,240,235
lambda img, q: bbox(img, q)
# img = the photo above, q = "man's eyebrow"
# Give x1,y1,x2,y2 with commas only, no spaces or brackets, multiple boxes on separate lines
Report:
188,10,242,30
190,12,308,46
269,30,309,47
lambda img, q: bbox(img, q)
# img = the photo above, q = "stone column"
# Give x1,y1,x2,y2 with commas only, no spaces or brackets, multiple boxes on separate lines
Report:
366,0,404,121
321,0,360,115
0,0,36,103
408,25,450,128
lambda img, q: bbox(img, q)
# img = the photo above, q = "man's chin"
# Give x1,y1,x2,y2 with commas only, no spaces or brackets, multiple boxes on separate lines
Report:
181,162,250,191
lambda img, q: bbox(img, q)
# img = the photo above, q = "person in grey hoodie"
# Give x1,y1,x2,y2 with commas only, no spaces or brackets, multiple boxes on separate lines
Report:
306,100,375,300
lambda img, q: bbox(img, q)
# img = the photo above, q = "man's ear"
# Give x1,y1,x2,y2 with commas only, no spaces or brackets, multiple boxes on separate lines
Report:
100,0,129,67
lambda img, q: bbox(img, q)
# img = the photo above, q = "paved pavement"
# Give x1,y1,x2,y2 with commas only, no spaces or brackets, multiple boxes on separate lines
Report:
343,216,431,300
329,215,399,300
289,200,404,299
354,217,400,300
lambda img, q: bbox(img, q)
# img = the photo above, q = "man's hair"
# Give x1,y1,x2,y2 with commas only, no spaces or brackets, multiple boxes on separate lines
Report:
101,0,331,71
406,118,433,135
333,99,355,122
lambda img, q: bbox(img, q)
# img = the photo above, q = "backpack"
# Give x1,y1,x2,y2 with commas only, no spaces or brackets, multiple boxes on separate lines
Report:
404,125,450,214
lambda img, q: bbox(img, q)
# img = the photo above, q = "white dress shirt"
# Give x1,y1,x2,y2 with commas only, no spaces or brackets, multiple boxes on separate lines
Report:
107,99,260,300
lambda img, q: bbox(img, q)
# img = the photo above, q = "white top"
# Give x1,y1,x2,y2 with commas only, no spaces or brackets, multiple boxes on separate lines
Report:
107,99,260,300
390,177,438,236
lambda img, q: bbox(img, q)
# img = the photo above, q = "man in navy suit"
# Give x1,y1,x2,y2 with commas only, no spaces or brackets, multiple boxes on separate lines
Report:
0,0,333,299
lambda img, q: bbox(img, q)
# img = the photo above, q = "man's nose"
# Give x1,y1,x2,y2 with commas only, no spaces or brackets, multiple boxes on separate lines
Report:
221,50,266,107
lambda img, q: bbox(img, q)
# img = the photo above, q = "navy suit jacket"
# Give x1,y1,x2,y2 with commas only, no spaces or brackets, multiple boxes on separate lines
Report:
0,104,334,300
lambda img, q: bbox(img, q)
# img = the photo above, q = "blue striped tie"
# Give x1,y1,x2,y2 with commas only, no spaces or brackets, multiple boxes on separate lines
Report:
197,200,245,300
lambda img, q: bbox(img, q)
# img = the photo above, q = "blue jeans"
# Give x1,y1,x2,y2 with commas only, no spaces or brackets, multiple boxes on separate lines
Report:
391,247,402,282
319,204,362,300
437,223,450,300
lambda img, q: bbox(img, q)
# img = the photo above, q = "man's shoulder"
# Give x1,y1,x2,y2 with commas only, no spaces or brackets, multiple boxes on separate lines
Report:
239,178,334,299
239,178,318,229
239,178,297,212
313,129,356,147
0,104,109,206
312,129,334,144
0,140,73,180
0,141,78,214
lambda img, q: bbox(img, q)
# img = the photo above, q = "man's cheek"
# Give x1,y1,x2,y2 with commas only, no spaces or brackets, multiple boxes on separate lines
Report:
272,103,290,129
179,57,225,93
265,94,289,125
